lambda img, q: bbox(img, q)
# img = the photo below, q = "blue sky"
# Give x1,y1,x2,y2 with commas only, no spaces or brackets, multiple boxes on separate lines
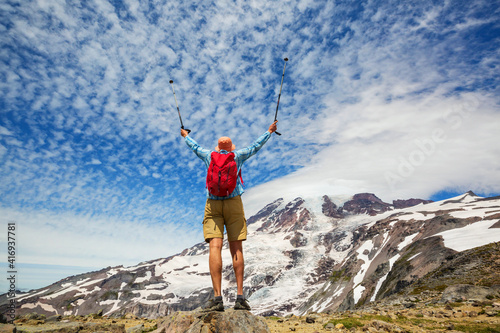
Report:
1,0,499,291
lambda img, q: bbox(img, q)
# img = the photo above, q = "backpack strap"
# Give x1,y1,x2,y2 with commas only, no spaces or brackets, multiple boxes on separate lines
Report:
238,169,244,187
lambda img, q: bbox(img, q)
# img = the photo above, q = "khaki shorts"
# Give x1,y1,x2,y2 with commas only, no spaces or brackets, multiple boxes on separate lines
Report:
203,196,247,243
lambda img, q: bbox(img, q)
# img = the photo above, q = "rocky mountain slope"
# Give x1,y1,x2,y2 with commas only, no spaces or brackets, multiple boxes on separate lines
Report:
300,192,500,314
1,192,499,320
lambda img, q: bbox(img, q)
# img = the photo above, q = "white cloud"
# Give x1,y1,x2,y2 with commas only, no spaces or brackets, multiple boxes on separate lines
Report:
0,126,13,136
244,90,500,214
0,206,201,269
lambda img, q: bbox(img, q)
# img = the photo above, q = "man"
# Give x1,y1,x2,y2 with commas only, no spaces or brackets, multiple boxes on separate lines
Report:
181,120,278,312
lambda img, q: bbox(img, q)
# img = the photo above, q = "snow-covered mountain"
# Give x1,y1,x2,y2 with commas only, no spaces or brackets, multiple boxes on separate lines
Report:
2,191,499,318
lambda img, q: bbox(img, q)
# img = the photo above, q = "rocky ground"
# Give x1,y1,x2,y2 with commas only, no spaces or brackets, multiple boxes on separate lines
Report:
265,298,500,333
1,295,499,333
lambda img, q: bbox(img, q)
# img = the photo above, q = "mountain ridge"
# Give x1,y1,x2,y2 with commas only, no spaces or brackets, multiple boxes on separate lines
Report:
1,191,499,320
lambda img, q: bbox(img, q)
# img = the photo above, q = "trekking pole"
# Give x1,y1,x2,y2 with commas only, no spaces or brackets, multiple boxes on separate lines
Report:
169,80,191,133
273,57,288,136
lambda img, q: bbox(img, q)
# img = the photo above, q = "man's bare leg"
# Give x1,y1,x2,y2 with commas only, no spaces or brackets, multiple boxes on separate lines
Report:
229,240,244,296
209,237,223,297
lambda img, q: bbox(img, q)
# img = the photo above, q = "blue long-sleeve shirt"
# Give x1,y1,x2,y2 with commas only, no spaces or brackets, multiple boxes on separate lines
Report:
185,131,272,199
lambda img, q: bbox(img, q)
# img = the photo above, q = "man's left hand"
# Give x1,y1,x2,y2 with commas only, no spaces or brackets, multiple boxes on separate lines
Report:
268,120,278,133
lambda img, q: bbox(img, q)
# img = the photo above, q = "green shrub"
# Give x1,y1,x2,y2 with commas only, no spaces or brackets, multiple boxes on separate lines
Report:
324,318,363,329
361,314,393,323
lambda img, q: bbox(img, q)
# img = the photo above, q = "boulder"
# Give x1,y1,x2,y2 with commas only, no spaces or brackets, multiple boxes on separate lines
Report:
45,315,62,323
126,323,145,333
486,310,499,317
154,309,269,333
440,284,496,303
364,320,405,333
324,323,335,330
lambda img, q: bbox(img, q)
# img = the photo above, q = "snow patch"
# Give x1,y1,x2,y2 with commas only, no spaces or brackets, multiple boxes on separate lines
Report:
380,231,390,249
407,253,421,261
102,300,122,317
107,268,122,276
353,285,366,305
397,212,434,221
41,278,105,300
435,220,500,252
76,278,91,285
398,233,418,251
352,240,374,304
21,302,57,313
16,289,50,302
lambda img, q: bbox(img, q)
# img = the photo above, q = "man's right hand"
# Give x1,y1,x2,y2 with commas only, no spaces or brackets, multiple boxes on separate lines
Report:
181,129,189,137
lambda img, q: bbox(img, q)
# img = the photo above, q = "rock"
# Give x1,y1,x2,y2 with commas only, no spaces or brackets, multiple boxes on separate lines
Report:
126,323,145,333
305,316,315,324
362,320,405,333
440,285,495,303
155,310,269,333
85,322,126,333
324,323,335,330
322,196,343,218
485,310,499,317
393,198,433,209
290,232,308,248
334,323,345,329
45,315,62,323
342,193,392,216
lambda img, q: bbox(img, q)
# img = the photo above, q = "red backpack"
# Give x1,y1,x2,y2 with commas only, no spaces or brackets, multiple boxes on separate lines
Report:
206,152,242,197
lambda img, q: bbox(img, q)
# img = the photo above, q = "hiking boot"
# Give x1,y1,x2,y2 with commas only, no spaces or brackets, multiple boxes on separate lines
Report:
234,298,251,311
201,298,224,312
